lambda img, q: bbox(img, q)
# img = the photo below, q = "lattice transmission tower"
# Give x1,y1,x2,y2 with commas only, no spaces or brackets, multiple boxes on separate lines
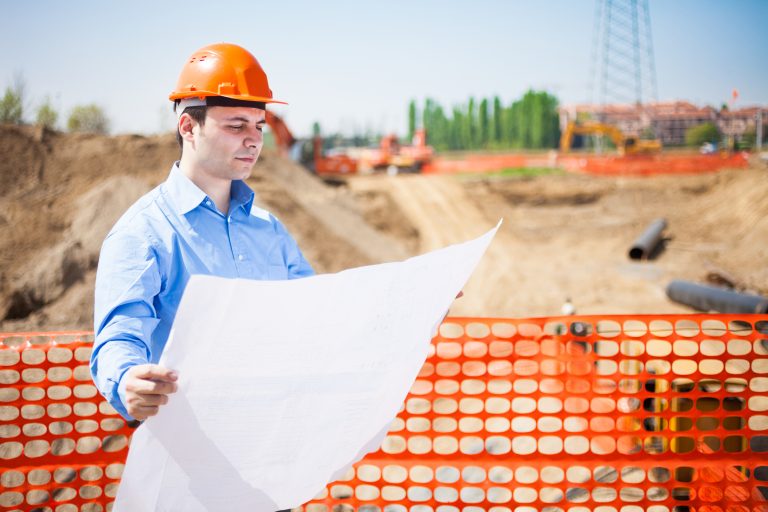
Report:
589,0,658,107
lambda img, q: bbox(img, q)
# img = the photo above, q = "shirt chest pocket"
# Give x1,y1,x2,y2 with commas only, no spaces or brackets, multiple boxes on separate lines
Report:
267,264,289,280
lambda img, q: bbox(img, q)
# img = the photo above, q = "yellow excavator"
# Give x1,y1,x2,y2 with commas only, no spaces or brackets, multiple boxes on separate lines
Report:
560,121,662,156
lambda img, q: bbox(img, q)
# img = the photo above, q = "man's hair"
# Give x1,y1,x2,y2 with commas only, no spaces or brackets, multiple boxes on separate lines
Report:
173,98,266,156
174,104,207,156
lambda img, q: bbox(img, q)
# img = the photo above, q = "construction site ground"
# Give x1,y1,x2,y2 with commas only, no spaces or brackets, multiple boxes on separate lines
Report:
1,125,766,332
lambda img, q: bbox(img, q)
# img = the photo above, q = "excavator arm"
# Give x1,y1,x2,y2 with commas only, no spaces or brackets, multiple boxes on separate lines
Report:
265,110,296,155
560,121,660,156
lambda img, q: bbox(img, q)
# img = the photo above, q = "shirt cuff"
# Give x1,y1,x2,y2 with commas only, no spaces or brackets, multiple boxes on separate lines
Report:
116,365,137,421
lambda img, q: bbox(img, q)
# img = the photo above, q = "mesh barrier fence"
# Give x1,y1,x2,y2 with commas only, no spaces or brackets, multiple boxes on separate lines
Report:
1,314,767,512
557,154,750,177
0,332,128,511
422,153,750,176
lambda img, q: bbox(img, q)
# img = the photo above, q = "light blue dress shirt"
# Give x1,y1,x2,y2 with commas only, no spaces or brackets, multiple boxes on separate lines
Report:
91,164,314,419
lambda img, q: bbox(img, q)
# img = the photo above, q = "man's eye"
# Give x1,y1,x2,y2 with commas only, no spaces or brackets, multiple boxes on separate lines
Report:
256,125,264,132
229,125,244,131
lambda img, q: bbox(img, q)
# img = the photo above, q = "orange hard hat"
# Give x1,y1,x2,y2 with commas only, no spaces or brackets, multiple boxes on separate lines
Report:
169,43,286,105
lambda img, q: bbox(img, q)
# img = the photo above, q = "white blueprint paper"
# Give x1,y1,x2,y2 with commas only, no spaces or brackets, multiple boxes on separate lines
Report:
114,221,501,512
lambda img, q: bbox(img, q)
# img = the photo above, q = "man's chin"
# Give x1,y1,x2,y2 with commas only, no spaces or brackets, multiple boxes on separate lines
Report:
233,160,257,177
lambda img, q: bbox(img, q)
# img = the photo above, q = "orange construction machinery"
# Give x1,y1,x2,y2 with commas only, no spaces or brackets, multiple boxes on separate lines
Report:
560,121,662,156
355,130,434,173
265,111,433,175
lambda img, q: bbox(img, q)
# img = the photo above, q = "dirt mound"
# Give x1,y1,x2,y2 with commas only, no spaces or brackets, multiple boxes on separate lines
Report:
0,126,181,331
251,152,411,269
0,127,410,332
3,175,151,323
683,168,768,292
1,123,765,330
0,126,46,197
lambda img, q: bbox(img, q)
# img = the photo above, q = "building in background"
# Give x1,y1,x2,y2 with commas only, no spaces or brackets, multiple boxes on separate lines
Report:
560,102,767,146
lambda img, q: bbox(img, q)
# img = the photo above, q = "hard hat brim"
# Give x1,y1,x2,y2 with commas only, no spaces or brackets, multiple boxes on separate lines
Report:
169,92,287,106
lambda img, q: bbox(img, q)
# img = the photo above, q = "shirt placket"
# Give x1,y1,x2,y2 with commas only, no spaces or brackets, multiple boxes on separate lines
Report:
227,212,249,278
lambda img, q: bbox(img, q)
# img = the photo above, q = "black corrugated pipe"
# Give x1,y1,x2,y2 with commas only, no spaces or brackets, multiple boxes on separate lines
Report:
629,218,668,260
666,280,768,314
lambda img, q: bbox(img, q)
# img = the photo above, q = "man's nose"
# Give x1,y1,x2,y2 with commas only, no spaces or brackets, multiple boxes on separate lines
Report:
245,131,262,148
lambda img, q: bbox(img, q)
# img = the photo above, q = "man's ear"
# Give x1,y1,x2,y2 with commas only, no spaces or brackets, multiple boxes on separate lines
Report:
178,112,196,144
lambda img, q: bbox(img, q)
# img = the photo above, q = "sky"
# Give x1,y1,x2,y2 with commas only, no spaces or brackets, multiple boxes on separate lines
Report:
2,0,766,138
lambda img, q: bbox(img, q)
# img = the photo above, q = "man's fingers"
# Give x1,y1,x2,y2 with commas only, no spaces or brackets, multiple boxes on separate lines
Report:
127,379,177,395
133,364,178,382
131,364,178,381
131,405,160,420
137,394,169,406
123,364,176,420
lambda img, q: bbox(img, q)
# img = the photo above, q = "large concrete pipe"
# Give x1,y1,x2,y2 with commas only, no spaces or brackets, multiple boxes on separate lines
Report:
629,218,667,260
666,280,768,314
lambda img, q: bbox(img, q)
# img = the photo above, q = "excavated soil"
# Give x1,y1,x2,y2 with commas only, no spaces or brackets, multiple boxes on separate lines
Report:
0,126,407,331
344,165,768,317
0,125,765,331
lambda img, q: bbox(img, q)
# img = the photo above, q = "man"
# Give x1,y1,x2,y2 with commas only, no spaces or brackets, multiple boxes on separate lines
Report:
90,43,313,422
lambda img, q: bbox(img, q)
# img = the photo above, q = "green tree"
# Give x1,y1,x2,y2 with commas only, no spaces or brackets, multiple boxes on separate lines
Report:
466,97,476,148
491,96,502,146
68,104,109,134
739,126,767,150
513,98,527,148
35,97,58,129
454,105,468,150
529,91,544,148
478,98,489,148
685,122,720,147
502,102,516,146
0,77,25,125
542,92,560,148
407,99,417,142
312,121,321,137
412,90,560,151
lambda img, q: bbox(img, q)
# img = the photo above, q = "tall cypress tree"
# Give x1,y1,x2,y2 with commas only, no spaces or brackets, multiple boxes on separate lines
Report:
479,98,489,148
407,99,417,142
423,98,434,146
492,96,502,147
466,97,476,149
530,91,544,148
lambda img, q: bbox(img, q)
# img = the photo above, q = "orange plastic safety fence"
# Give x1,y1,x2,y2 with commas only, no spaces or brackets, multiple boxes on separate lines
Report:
423,155,553,174
559,154,750,176
422,153,750,176
1,315,767,512
0,332,130,512
304,315,768,512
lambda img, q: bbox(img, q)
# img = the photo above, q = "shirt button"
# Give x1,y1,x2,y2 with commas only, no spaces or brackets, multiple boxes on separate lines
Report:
227,217,232,223
238,254,244,261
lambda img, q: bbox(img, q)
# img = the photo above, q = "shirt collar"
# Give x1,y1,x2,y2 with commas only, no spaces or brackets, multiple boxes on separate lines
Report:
230,178,255,216
165,163,255,216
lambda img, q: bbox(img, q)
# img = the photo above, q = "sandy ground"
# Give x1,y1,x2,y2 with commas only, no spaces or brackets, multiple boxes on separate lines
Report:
1,125,765,331
346,167,768,317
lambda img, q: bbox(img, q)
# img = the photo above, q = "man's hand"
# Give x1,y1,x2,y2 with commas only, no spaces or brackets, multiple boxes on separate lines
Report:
122,364,178,421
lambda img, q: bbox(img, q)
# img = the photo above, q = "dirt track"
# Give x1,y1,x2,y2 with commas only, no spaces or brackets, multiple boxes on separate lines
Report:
1,125,766,331
348,168,768,317
348,175,524,316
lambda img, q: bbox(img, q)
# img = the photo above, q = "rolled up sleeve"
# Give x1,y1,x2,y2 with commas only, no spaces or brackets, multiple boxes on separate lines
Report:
91,230,162,420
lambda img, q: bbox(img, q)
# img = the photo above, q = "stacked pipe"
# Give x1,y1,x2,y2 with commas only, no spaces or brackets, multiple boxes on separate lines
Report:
666,280,768,314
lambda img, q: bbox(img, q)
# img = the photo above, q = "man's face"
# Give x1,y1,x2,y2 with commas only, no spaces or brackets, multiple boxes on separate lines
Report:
189,106,266,181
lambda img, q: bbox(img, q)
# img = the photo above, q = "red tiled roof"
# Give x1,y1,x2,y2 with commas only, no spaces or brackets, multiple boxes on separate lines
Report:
560,101,765,122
